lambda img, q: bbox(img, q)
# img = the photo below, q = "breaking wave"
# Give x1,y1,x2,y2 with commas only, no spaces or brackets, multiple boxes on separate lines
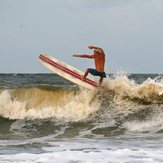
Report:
0,87,99,121
0,74,163,135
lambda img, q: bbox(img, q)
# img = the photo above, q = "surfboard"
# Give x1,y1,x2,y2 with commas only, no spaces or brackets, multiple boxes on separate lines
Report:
39,54,98,89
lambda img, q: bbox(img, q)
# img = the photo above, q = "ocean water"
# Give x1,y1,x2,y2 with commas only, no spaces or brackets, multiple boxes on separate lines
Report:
0,73,163,163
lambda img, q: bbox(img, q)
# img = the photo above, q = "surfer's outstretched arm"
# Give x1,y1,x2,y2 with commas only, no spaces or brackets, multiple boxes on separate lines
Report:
73,54,95,59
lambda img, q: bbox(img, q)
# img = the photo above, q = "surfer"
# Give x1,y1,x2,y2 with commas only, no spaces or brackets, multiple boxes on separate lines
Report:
73,45,106,86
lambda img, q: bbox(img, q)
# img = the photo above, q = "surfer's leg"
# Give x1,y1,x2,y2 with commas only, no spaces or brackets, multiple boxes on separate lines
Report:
99,77,103,86
82,69,89,80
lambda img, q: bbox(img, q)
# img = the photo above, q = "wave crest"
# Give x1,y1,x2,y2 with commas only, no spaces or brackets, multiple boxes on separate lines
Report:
0,87,99,120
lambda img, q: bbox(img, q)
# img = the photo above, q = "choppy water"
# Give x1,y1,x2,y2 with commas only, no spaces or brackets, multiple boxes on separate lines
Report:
0,73,163,163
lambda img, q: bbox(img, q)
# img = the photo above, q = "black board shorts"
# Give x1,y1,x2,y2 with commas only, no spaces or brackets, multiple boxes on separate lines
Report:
88,68,106,78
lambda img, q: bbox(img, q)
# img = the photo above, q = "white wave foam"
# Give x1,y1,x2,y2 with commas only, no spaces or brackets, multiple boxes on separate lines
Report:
107,73,163,104
0,90,27,119
123,120,163,133
0,144,162,163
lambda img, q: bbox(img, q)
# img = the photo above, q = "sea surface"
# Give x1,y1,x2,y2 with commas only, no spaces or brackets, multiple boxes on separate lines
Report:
0,73,163,163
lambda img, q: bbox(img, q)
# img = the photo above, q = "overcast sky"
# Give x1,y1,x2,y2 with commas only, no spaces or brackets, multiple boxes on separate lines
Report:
0,0,163,73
